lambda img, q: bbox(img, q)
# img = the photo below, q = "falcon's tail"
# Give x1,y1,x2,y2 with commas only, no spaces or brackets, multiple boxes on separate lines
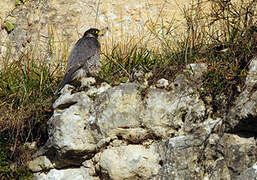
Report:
55,64,83,94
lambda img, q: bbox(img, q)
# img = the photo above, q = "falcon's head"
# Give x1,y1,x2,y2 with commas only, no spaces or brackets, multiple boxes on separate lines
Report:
84,28,101,39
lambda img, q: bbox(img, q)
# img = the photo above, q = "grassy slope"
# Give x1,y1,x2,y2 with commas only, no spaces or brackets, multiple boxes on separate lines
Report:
0,0,256,179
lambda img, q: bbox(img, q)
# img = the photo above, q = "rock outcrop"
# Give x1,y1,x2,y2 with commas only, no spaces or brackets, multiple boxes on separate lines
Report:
227,56,257,133
29,60,257,180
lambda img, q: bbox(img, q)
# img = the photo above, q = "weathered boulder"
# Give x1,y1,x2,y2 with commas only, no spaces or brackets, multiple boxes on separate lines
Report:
45,90,97,166
156,133,257,180
99,145,161,179
157,135,208,180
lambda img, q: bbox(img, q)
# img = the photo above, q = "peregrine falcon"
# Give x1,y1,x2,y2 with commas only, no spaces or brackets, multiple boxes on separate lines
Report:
56,28,101,92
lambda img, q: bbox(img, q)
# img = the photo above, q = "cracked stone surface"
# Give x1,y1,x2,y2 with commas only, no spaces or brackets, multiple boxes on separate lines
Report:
30,62,257,180
99,145,161,180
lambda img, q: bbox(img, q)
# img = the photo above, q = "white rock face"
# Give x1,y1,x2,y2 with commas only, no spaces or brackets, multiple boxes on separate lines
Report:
33,167,97,180
47,91,97,166
33,64,209,168
143,87,205,137
99,145,161,180
94,83,144,136
29,62,257,179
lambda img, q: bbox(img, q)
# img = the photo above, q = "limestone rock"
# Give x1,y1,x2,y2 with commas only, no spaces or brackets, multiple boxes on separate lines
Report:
227,56,257,133
171,63,207,92
156,133,257,180
236,163,257,180
157,135,207,179
94,83,144,138
82,160,98,177
29,62,257,179
203,133,257,179
156,78,169,88
28,156,54,172
86,82,111,97
33,167,97,180
99,145,161,180
217,134,257,178
47,91,97,166
143,86,206,138
130,65,146,83
33,63,210,167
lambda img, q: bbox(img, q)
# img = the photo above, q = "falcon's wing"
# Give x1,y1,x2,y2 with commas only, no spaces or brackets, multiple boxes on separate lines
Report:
56,63,84,93
66,37,100,73
55,37,100,93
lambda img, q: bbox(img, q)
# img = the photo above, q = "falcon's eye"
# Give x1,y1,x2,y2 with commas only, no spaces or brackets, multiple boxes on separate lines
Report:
95,30,99,34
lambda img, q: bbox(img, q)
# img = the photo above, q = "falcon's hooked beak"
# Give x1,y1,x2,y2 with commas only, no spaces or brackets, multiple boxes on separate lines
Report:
96,30,101,36
99,27,109,37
